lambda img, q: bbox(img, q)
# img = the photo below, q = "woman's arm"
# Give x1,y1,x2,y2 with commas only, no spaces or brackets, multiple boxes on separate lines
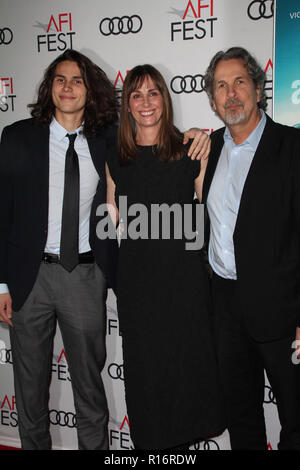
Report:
194,156,208,203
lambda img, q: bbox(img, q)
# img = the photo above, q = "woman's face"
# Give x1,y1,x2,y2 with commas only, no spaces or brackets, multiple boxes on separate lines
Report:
128,76,164,135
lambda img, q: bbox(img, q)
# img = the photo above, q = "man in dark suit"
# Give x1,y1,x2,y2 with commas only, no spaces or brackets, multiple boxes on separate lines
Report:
0,49,120,450
0,49,209,450
201,47,300,449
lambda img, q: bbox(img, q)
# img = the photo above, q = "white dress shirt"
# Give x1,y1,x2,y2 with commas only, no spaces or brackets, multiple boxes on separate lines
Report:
207,110,266,279
0,117,99,295
45,117,99,254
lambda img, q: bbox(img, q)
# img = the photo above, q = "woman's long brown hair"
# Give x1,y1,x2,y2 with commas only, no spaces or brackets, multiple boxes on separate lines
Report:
118,64,184,164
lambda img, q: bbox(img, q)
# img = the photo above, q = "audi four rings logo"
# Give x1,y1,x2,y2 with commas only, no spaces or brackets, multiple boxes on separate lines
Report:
171,75,205,94
0,28,13,45
49,410,77,428
108,363,124,380
264,385,277,404
99,16,143,36
203,439,220,450
0,348,13,364
248,0,274,20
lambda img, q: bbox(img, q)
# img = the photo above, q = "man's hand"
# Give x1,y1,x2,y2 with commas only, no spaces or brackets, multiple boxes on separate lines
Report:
0,293,13,327
183,128,211,160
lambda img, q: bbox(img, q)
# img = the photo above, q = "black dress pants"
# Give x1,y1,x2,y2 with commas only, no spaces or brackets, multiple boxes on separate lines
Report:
211,273,300,450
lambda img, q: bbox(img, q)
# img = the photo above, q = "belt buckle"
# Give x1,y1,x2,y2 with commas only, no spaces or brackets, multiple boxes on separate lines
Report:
43,253,54,264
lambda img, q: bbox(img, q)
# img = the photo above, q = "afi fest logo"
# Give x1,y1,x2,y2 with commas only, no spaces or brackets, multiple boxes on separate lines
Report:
35,13,76,52
109,415,133,450
170,0,217,41
264,58,273,108
107,304,121,337
114,70,130,89
51,348,71,382
0,395,18,428
0,77,16,112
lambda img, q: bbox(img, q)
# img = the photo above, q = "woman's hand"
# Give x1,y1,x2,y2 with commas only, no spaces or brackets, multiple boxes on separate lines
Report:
0,293,13,327
183,128,211,160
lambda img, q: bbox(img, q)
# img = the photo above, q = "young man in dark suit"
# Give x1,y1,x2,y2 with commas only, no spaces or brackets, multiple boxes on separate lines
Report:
0,49,120,450
0,49,209,450
202,47,300,450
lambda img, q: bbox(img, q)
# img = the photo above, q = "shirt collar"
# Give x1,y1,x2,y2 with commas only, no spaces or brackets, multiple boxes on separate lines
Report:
224,109,266,152
50,117,84,142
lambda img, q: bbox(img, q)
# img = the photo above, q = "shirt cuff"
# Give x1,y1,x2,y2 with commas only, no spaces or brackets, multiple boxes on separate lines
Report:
0,284,9,294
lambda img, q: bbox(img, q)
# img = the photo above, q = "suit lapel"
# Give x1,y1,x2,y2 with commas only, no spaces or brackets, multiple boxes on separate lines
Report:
233,115,277,238
202,128,225,203
35,123,50,172
34,123,50,227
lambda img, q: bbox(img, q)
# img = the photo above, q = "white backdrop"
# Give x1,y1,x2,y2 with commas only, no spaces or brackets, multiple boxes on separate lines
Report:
0,0,278,450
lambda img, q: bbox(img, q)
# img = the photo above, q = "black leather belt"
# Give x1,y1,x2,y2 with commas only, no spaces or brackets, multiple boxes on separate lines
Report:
212,271,237,284
42,251,94,264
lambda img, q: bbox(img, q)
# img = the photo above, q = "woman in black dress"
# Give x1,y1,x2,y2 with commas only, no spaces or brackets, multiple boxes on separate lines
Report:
106,65,224,450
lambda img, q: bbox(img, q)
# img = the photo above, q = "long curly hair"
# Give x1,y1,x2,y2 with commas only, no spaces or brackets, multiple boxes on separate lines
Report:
28,49,119,136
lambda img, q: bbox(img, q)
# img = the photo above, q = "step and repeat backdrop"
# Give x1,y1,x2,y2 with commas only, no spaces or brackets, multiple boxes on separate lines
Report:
0,0,297,451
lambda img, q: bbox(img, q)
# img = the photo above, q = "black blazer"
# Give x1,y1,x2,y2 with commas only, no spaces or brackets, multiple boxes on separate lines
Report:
202,115,300,342
0,118,118,311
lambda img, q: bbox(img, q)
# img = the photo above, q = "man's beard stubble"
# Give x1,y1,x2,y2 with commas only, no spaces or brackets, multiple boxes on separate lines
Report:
224,99,245,126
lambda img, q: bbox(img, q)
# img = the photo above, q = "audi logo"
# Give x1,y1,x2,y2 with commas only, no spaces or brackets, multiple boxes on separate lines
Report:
49,410,77,428
99,15,143,36
0,348,13,365
0,28,13,45
192,439,220,450
203,439,220,450
108,363,124,380
170,75,205,94
264,385,277,404
247,0,274,20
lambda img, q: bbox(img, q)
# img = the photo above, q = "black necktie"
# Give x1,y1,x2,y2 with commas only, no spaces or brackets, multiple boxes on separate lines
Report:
60,133,79,272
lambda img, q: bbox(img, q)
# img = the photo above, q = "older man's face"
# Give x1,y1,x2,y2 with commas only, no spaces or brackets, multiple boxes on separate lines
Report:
212,58,261,128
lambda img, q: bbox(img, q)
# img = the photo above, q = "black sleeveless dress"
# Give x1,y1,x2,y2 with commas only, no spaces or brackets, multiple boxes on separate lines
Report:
107,145,224,450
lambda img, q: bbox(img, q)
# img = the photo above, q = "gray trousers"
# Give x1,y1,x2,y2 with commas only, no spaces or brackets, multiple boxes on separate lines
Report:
9,261,108,450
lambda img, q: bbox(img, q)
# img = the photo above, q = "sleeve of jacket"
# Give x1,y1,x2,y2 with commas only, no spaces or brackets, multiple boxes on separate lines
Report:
292,130,300,232
0,125,14,283
291,127,300,325
104,123,118,146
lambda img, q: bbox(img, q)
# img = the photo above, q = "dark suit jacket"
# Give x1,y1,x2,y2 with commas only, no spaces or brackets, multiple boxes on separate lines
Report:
0,118,118,311
202,114,300,342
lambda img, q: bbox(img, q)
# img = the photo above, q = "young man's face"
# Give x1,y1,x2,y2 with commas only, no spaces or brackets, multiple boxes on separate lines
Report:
52,60,87,120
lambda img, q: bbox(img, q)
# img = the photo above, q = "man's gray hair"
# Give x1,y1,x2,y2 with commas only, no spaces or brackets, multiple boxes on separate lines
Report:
204,47,267,111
